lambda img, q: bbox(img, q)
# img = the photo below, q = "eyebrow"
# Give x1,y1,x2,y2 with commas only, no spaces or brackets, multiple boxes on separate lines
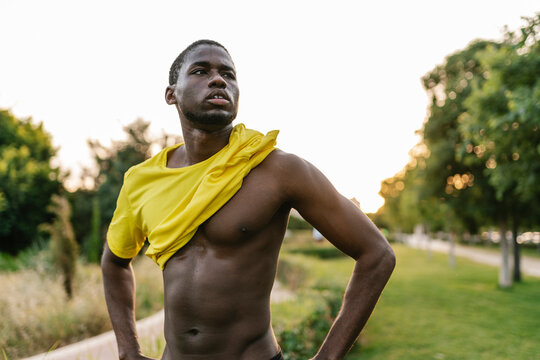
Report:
188,61,236,72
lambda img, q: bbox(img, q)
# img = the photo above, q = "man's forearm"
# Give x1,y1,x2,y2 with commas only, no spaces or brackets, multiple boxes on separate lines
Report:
102,256,142,359
313,248,395,360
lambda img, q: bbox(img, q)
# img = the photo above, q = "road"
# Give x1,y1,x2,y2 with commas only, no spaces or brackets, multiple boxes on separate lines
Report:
403,234,540,278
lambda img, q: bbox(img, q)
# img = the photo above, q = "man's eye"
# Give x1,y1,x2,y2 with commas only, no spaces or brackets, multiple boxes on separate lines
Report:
192,69,206,75
223,72,236,79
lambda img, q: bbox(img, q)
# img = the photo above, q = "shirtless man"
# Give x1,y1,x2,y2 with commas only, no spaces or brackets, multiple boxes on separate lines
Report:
101,39,395,360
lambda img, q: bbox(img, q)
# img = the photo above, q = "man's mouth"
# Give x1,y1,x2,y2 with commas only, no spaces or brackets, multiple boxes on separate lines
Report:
206,92,230,106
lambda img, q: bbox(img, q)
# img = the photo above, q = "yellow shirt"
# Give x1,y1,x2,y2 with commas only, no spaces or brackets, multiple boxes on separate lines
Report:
106,124,278,270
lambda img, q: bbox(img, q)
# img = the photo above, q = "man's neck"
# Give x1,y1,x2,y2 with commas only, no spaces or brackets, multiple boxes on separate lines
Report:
179,122,234,166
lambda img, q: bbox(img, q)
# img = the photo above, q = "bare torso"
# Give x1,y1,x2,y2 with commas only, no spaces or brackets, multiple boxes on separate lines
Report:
161,151,290,360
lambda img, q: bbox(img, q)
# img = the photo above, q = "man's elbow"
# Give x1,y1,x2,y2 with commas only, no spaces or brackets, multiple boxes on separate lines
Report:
380,243,396,275
358,234,396,276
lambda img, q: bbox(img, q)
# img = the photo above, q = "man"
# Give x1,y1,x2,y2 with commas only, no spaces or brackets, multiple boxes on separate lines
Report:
102,39,395,360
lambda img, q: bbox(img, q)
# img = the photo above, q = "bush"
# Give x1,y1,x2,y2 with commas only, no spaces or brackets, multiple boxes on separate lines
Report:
275,288,342,360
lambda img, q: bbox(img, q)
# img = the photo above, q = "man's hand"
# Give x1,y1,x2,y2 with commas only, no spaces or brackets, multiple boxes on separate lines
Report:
121,353,157,360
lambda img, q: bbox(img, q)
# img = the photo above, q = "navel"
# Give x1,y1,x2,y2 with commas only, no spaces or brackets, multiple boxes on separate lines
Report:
186,328,200,336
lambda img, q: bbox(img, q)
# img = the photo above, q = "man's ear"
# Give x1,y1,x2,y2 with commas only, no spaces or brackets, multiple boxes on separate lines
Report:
165,85,177,105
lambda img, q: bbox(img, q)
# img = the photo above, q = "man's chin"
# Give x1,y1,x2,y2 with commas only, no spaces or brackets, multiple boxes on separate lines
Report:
185,111,236,128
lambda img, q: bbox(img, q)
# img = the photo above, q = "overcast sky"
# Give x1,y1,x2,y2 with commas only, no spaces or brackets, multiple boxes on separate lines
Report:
1,0,538,212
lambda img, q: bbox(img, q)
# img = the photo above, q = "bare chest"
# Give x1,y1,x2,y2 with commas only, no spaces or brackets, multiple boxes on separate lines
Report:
198,166,289,246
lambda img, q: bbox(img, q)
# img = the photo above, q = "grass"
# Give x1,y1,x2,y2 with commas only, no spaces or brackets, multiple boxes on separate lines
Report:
271,237,540,359
350,245,540,360
0,254,162,359
3,232,540,360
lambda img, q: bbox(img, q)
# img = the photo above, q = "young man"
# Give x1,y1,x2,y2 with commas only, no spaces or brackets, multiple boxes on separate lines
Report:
102,39,395,360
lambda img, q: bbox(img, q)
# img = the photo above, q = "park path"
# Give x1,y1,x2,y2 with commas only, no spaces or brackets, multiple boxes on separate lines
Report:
403,234,540,278
23,281,294,360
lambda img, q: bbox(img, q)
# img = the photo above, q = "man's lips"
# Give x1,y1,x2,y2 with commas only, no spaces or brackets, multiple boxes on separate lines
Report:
206,91,230,106
206,98,230,106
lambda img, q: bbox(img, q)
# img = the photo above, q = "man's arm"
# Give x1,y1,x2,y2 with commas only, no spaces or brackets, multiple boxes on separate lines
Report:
101,243,156,360
280,152,396,360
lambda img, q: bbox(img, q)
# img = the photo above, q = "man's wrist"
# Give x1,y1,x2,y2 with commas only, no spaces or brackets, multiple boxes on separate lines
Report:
119,348,143,360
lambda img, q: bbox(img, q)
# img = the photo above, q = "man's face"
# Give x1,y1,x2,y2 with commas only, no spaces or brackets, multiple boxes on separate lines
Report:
172,45,239,127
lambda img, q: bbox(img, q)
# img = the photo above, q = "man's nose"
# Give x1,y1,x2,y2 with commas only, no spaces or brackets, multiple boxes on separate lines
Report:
208,71,226,88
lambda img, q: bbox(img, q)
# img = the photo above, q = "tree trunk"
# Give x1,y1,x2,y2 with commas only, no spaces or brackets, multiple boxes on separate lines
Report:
512,219,521,282
499,225,512,288
449,233,456,268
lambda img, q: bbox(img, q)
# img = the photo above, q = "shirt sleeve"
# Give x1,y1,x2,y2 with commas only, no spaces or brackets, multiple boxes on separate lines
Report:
106,173,145,259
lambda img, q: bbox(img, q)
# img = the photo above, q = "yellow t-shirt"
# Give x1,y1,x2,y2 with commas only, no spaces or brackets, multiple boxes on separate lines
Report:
106,124,278,270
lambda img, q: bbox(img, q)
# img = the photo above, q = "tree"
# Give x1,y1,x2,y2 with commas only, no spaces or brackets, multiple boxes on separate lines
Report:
0,109,61,254
459,14,540,282
86,196,102,263
40,194,78,299
379,15,540,287
420,40,501,236
69,118,182,261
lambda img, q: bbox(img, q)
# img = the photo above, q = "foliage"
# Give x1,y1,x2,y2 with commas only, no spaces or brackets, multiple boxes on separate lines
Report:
459,14,540,215
69,118,182,262
377,163,424,233
0,109,61,254
378,15,540,285
273,246,352,360
0,256,162,359
276,289,342,360
0,239,51,272
86,196,102,263
418,39,502,234
40,194,79,299
89,118,153,227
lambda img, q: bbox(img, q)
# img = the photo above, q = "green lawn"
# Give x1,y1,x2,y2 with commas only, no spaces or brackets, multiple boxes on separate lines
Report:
350,245,540,360
274,241,540,360
4,237,539,360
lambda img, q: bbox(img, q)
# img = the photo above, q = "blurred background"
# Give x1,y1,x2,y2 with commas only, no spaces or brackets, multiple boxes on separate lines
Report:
1,1,539,359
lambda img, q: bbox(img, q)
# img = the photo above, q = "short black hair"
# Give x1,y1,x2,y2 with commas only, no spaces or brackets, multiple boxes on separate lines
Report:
168,39,231,85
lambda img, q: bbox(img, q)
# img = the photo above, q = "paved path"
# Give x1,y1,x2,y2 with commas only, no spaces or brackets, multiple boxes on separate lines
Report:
23,281,294,360
404,234,540,277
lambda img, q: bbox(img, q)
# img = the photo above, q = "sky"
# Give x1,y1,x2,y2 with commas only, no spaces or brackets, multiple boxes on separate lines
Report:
1,0,538,213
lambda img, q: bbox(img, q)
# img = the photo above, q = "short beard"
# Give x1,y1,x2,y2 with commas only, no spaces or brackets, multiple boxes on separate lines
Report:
184,110,236,127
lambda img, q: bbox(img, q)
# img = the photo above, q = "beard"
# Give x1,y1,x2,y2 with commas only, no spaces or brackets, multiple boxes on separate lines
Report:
184,109,237,127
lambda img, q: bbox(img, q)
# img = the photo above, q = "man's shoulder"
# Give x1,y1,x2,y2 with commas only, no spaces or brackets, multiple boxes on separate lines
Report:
258,149,314,189
262,149,307,173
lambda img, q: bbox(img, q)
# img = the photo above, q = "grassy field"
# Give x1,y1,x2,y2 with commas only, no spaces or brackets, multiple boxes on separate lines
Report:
275,240,540,360
0,254,163,359
351,245,540,360
2,234,539,359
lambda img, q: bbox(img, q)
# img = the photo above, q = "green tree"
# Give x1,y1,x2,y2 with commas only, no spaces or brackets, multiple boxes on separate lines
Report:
40,194,78,299
86,196,102,263
69,118,182,257
419,39,521,287
459,14,540,282
419,40,501,236
90,118,153,227
379,15,540,287
0,109,61,254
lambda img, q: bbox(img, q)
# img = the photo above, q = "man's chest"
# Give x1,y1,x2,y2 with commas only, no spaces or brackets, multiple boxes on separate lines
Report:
135,164,287,244
200,169,287,245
